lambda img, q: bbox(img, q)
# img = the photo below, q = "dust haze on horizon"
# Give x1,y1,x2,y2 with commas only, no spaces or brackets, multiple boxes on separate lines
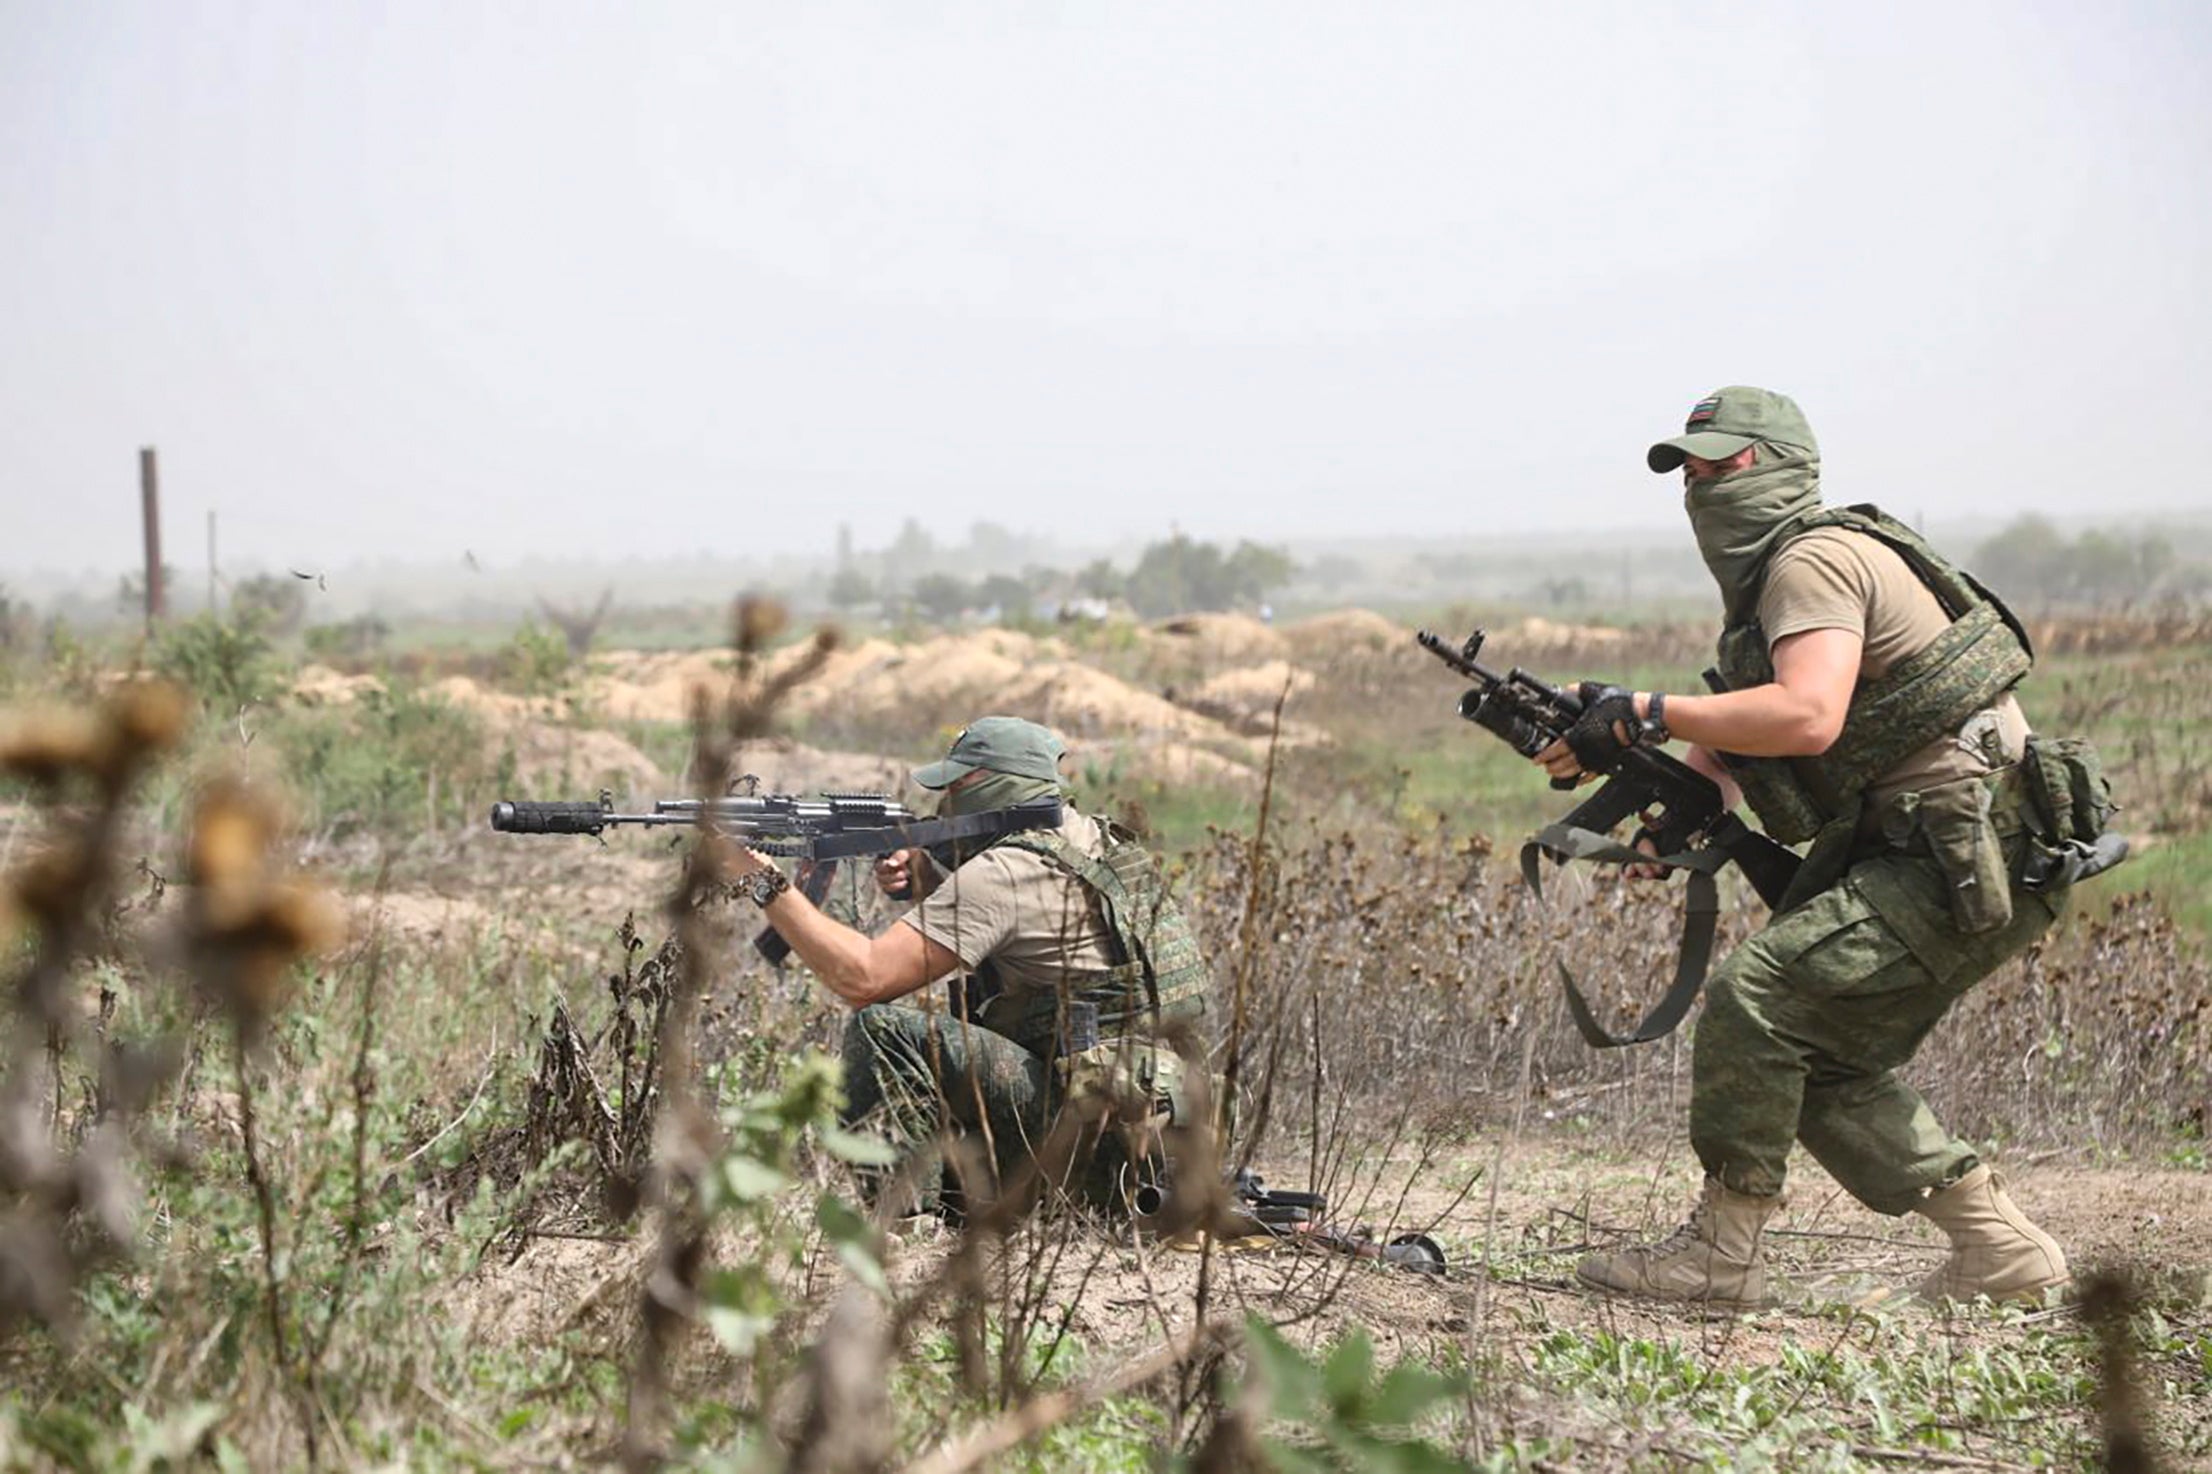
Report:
3,1,2208,583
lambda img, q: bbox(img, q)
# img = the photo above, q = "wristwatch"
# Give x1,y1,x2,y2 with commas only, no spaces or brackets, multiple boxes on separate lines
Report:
739,866,791,908
1645,691,1671,745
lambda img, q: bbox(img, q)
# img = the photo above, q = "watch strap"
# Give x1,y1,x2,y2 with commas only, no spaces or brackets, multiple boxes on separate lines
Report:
746,867,791,907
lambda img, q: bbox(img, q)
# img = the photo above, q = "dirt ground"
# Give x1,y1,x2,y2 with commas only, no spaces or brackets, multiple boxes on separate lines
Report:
465,1137,2212,1355
450,1130,2212,1474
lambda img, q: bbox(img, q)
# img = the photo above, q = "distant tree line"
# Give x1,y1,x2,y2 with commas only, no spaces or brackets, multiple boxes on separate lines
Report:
827,527,1296,621
1972,516,2210,609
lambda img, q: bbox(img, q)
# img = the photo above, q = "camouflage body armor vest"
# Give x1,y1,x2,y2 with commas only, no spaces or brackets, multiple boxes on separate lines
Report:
969,819,1215,1120
1714,504,2035,848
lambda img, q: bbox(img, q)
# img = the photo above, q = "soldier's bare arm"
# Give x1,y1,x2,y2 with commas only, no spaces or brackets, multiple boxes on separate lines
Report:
1645,627,1862,758
735,848,964,1007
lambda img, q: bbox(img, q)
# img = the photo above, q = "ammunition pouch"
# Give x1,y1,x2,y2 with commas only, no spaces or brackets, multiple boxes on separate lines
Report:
1880,774,2018,935
1055,1007,1186,1214
1869,738,2129,920
2017,734,2128,892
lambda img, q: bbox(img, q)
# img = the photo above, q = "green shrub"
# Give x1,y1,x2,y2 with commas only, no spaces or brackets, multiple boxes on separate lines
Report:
273,685,495,838
497,621,574,696
151,613,287,714
303,614,392,662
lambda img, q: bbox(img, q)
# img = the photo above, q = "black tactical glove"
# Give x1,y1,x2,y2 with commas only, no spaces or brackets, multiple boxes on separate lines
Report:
1564,683,1665,773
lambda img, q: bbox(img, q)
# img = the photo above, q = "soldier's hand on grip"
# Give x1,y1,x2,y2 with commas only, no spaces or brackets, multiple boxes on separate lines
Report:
875,848,921,899
1565,683,1650,773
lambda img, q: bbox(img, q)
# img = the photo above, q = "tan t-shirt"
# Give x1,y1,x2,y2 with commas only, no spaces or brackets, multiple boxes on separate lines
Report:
897,805,1120,993
1758,527,2028,804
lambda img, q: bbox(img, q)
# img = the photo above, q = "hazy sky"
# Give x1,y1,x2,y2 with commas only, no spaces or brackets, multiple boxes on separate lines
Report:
5,0,2208,579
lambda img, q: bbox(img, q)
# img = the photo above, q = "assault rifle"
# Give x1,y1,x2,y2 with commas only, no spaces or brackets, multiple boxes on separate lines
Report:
489,789,1063,963
1416,627,1802,1047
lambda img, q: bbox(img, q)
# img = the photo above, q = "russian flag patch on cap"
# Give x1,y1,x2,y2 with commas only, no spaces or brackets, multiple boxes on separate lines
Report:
1686,395,1722,426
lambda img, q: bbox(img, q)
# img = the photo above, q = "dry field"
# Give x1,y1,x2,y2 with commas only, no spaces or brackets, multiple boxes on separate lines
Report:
2,606,2208,1471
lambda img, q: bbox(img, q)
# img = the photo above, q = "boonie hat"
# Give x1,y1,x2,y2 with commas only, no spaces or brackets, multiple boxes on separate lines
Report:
912,716,1067,789
1647,386,1817,473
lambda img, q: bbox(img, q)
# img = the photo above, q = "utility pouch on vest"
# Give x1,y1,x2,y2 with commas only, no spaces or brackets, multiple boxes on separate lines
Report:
1060,1035,1181,1206
1901,775,2014,935
2018,734,2128,892
2020,734,2116,846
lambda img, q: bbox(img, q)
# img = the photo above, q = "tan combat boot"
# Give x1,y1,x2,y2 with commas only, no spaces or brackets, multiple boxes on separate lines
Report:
1913,1165,2069,1304
1576,1178,1779,1308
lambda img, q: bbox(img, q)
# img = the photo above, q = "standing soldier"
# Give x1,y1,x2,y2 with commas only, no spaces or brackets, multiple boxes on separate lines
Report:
1538,386,2108,1306
722,716,1214,1217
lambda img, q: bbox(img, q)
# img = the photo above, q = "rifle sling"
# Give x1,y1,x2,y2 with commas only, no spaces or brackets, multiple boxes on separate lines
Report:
800,798,1062,860
754,799,1063,961
1518,823,1728,1050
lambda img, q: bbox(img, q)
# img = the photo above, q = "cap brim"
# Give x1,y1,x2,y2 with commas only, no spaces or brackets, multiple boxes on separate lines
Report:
1647,430,1757,473
910,757,977,790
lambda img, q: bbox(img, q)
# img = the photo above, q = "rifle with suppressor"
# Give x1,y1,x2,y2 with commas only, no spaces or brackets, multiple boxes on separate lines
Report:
1416,627,1801,1047
489,789,1063,964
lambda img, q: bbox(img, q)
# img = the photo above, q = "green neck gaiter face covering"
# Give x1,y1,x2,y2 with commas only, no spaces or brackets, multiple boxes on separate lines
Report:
1683,441,1824,617
939,770,1061,818
929,770,1065,871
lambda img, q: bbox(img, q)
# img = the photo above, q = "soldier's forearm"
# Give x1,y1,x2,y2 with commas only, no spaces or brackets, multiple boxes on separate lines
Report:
1642,686,1840,758
758,890,879,1003
761,893,952,1008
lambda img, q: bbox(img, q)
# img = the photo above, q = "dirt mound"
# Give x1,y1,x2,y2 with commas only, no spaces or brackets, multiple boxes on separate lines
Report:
1182,661,1318,734
757,632,1276,758
1282,609,1408,655
783,633,1036,716
478,628,1338,795
585,650,738,724
505,723,665,795
1150,613,1288,664
1014,662,1224,741
424,675,565,725
1499,616,1628,654
1086,739,1262,792
290,664,386,705
346,891,498,949
585,639,934,725
723,739,907,796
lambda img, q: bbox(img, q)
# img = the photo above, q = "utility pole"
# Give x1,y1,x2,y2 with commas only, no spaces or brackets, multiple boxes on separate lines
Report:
140,447,165,632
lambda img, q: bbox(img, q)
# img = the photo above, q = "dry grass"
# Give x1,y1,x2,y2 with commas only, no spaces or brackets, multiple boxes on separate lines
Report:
0,609,2208,1470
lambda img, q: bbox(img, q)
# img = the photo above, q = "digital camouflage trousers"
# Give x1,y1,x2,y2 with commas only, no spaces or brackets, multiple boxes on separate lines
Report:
839,1002,1060,1214
1691,845,2068,1216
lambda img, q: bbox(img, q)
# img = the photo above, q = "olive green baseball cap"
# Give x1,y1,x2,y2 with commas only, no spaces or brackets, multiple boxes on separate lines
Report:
1647,385,1818,472
911,716,1067,789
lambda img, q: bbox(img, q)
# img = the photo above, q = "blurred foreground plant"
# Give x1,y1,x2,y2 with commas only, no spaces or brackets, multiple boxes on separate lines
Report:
0,679,350,1462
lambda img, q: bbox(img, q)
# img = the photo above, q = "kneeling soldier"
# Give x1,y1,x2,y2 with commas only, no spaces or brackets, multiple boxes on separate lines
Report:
723,716,1215,1217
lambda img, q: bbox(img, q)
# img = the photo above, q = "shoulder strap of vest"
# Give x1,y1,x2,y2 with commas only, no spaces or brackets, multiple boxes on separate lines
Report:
990,819,1123,897
992,818,1173,1008
1775,504,2037,663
